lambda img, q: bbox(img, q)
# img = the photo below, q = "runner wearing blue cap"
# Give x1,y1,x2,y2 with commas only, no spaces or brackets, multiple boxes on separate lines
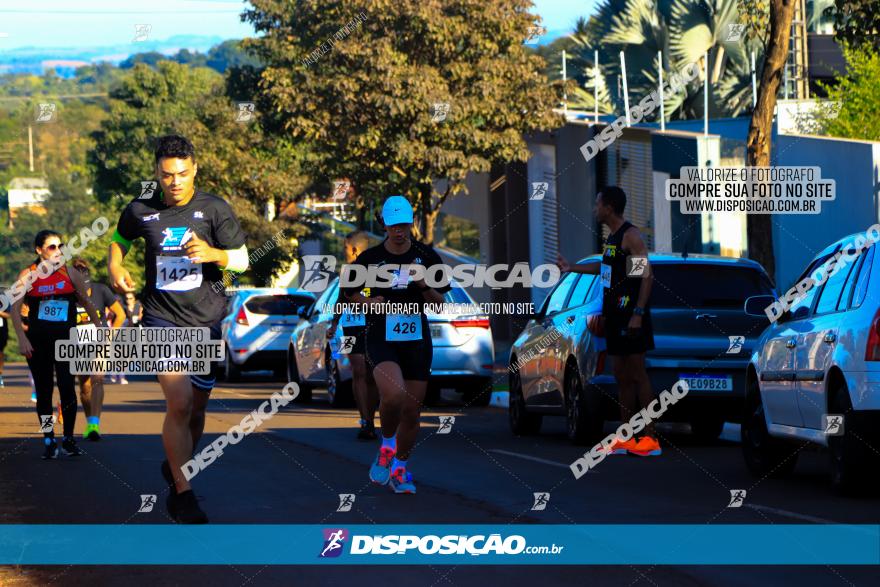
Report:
342,196,451,494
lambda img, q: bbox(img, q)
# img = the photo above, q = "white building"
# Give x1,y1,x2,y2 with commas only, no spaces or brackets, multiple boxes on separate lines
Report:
7,177,50,217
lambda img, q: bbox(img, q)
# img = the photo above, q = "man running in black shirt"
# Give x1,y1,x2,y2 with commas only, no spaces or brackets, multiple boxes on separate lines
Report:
557,186,660,456
108,135,249,522
70,258,126,441
343,196,450,493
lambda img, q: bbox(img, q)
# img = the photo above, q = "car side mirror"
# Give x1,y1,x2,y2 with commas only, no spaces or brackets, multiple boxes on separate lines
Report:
297,305,309,318
744,295,777,320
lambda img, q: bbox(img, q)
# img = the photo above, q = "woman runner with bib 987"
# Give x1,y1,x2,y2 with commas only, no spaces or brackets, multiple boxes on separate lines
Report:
10,230,105,460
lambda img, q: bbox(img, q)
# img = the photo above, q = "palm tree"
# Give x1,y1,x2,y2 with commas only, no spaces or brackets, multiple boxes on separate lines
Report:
557,0,765,120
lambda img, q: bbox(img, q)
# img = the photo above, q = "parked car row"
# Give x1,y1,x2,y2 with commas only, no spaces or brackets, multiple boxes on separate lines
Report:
219,279,495,407
285,277,494,407
218,232,879,494
509,234,880,493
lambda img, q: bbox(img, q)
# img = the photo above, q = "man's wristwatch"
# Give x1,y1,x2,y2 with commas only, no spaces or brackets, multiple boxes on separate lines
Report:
633,306,645,316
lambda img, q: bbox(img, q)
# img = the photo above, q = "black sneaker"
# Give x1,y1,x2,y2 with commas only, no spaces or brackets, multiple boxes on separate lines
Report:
85,429,101,442
61,438,84,456
41,440,59,460
166,489,208,524
161,460,176,492
357,422,378,441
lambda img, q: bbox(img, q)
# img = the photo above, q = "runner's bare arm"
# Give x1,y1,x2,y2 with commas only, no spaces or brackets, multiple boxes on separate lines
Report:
108,241,136,294
108,300,126,328
9,269,33,358
556,253,599,274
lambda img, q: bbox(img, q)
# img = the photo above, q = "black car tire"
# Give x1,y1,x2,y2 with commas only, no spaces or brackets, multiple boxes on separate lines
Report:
287,346,312,403
509,365,542,435
327,351,353,408
829,383,879,495
565,366,604,446
742,379,797,478
225,347,241,383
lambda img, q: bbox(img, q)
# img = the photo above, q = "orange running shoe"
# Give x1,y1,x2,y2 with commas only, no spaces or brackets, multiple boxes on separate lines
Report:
628,436,662,456
603,437,638,455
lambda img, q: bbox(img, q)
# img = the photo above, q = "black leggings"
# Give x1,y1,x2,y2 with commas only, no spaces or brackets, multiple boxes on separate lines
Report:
26,328,76,438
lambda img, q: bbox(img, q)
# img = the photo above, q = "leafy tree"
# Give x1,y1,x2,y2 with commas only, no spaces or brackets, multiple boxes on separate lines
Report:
0,98,116,284
89,61,309,286
832,0,880,52
814,45,880,140
243,0,563,243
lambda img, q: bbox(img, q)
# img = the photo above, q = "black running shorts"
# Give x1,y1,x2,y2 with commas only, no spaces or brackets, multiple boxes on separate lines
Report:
604,311,655,356
365,329,433,382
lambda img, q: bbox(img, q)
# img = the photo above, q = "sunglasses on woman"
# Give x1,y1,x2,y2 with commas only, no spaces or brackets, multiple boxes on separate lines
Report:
43,243,64,251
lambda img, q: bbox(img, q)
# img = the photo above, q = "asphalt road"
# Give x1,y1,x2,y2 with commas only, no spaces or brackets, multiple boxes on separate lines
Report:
0,363,878,586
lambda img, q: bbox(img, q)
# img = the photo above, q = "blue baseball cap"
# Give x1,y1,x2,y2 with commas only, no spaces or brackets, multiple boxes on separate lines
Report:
382,195,414,226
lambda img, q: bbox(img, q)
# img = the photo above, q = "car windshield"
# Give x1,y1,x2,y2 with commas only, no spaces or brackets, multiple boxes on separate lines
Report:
245,294,313,315
650,264,774,309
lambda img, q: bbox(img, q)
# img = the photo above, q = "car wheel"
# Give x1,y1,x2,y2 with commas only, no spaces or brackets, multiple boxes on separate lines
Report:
828,383,878,495
565,366,603,446
462,377,493,407
225,347,241,383
327,352,353,408
741,379,797,478
690,417,725,442
287,346,312,403
508,365,541,435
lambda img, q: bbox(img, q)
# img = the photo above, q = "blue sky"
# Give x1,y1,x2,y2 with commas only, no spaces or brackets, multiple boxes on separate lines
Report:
0,0,596,50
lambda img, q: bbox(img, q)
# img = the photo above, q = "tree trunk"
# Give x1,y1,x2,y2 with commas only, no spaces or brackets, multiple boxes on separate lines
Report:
746,0,795,285
418,184,437,245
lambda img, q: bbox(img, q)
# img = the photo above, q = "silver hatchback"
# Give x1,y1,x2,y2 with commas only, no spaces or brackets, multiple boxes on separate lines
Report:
286,277,494,407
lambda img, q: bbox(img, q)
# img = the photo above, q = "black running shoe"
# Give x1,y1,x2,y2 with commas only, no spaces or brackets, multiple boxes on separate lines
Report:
61,438,84,456
41,440,59,460
85,429,101,442
357,422,378,441
161,460,176,492
166,490,208,524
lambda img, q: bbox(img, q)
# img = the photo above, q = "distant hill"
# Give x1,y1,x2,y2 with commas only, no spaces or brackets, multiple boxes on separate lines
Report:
0,35,227,75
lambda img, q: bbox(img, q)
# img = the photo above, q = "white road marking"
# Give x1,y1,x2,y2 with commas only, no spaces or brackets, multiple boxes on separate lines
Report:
488,449,580,471
744,504,837,524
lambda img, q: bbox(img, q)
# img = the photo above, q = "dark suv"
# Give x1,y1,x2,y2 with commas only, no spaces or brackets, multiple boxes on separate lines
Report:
508,254,777,444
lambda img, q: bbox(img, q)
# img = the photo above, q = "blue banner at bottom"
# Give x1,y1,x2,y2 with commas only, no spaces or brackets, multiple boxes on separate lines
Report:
0,525,878,565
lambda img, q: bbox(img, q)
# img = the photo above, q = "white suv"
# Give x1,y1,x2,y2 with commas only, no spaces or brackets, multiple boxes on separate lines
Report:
742,232,880,493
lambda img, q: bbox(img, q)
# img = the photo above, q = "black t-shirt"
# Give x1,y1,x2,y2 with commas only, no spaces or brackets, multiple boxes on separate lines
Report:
342,239,451,342
116,190,246,326
76,282,117,325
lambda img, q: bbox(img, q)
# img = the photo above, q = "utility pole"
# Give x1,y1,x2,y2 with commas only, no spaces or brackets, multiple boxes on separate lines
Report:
28,125,34,172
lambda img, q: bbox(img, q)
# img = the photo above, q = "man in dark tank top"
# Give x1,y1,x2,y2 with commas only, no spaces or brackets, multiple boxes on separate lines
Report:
557,186,661,457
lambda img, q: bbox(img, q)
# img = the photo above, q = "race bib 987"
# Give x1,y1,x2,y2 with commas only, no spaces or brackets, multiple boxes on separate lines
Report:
38,299,68,322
